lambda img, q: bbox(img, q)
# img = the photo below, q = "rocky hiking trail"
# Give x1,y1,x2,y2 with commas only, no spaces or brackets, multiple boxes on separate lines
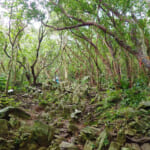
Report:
0,84,150,150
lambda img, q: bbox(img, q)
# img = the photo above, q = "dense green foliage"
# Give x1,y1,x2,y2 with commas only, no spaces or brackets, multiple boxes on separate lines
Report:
1,1,150,150
0,75,6,91
0,0,150,103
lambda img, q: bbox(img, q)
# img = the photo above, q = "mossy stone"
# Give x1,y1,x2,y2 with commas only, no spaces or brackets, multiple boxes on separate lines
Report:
0,119,8,135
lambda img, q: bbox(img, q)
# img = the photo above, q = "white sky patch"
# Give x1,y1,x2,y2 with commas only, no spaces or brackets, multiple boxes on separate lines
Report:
50,34,59,40
0,0,8,26
0,0,59,41
87,1,91,4
0,0,41,28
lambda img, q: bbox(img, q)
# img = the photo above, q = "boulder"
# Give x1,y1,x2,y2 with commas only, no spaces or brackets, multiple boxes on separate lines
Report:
28,143,38,150
31,121,54,146
131,143,141,150
80,126,99,141
0,119,8,135
19,121,55,148
83,140,94,150
59,141,78,150
19,143,38,150
138,101,150,109
0,138,15,150
38,147,47,150
108,142,121,150
121,148,130,150
141,143,150,150
0,106,30,120
125,143,141,150
124,128,136,136
97,130,108,150
118,107,137,117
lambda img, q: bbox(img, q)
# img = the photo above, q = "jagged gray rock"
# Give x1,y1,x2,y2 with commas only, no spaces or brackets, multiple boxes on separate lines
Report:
59,141,78,150
0,106,30,120
141,143,150,150
0,119,8,135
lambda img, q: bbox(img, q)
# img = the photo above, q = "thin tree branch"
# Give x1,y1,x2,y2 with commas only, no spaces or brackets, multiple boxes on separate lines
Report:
3,43,10,58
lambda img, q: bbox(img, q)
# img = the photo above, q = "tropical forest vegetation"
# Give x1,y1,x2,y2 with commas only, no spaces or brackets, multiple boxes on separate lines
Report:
0,0,150,150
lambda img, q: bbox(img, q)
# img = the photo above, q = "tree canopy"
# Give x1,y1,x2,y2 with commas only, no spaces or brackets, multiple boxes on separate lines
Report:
0,0,150,91
0,1,150,150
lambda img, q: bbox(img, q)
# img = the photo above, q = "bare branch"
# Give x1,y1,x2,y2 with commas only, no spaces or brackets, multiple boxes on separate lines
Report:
43,21,114,36
3,42,10,58
36,50,61,77
50,1,84,23
13,25,27,47
31,25,46,69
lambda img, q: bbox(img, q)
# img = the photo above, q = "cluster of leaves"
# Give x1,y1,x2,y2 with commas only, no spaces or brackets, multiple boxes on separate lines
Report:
121,77,149,107
0,75,6,91
0,97,21,108
37,80,90,108
121,87,148,107
104,78,149,108
96,77,149,121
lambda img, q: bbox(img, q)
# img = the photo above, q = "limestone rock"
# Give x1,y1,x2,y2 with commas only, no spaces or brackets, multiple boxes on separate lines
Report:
124,128,136,136
108,142,121,150
141,143,150,150
38,147,47,150
125,143,141,150
138,101,150,109
83,140,94,150
0,119,8,135
19,143,38,150
118,107,137,117
121,148,130,150
19,121,54,149
28,143,38,150
0,138,15,150
59,141,78,150
131,143,141,150
80,126,99,141
97,130,108,150
32,121,54,146
0,106,30,120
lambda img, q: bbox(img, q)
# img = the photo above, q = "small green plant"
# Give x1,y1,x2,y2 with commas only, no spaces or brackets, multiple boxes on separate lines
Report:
104,135,109,146
0,75,6,91
106,89,122,102
0,97,21,107
39,99,48,106
121,85,147,107
120,77,130,89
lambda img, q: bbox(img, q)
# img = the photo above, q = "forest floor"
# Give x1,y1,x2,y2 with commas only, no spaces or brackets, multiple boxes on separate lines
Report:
0,82,150,150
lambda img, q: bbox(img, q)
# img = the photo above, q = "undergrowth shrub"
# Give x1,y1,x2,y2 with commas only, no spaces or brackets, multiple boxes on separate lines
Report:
0,97,21,108
121,86,147,107
0,75,6,91
102,77,149,108
121,78,149,107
